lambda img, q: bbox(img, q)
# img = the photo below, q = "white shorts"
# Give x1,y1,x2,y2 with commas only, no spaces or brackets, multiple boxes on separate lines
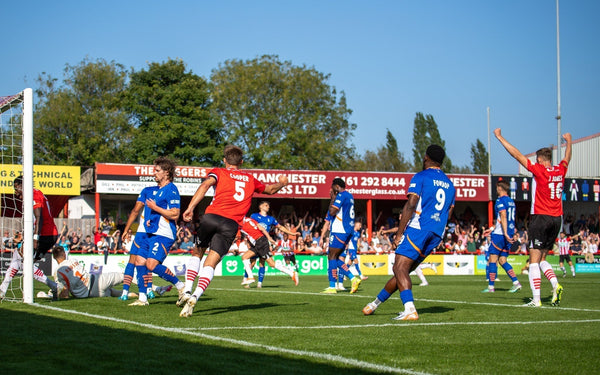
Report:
89,272,124,297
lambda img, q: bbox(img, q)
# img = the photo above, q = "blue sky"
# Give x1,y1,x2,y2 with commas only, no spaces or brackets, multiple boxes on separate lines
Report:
3,1,598,174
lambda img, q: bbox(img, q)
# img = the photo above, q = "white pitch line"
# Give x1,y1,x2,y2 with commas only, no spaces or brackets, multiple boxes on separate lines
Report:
32,303,432,375
210,287,600,313
177,319,600,331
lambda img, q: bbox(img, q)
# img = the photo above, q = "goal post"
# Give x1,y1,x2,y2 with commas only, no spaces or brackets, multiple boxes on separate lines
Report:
0,88,34,303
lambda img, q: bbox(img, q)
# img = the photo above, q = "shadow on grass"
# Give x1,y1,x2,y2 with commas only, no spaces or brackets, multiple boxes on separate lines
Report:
418,305,454,315
199,302,310,316
1,307,379,375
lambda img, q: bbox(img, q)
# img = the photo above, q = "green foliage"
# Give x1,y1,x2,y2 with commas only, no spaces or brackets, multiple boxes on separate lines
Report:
412,112,453,172
354,129,411,171
210,55,357,170
34,57,131,166
123,58,222,165
470,138,489,174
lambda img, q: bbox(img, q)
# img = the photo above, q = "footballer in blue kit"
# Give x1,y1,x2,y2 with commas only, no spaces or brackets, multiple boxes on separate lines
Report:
129,157,185,306
320,178,362,294
482,180,522,293
119,185,159,300
363,145,455,320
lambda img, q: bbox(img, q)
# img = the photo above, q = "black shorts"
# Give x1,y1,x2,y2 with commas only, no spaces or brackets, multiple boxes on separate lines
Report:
251,236,272,260
283,254,297,263
559,254,572,263
35,235,57,260
195,214,239,257
528,215,562,251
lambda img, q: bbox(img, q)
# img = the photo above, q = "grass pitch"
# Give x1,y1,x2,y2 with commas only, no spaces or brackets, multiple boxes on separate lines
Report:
1,274,599,374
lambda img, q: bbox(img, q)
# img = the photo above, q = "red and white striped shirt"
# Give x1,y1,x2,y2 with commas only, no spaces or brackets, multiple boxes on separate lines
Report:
557,237,570,256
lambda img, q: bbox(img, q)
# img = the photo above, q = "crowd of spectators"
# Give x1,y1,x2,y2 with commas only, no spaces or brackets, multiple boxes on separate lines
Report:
2,210,598,262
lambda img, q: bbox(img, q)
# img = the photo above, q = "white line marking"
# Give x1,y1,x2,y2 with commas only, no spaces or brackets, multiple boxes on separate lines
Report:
210,288,600,312
32,303,432,375
177,319,600,331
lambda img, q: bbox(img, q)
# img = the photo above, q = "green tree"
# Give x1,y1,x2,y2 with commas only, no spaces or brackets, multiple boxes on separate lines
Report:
470,138,489,174
412,112,453,171
355,129,411,171
123,58,222,165
34,58,131,165
210,55,356,169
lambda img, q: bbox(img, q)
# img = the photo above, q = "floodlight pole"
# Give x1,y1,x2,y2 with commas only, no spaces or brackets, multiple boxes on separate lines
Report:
555,0,562,162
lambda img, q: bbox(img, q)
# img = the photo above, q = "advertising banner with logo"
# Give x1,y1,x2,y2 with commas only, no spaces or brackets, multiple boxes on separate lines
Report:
95,163,489,201
219,255,327,276
0,164,80,195
359,254,389,275
441,255,475,275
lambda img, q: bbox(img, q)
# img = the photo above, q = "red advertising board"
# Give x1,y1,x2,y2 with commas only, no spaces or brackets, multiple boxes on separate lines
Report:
95,163,489,201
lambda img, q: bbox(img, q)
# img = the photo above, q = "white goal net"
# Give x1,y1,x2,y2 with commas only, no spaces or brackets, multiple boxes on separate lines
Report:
0,89,34,303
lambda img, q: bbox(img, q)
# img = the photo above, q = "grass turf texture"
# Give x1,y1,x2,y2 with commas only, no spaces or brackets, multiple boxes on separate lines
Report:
1,274,599,374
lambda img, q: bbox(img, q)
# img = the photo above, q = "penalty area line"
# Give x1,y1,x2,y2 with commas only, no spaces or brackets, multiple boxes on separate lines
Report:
211,288,600,313
177,318,600,331
32,303,432,375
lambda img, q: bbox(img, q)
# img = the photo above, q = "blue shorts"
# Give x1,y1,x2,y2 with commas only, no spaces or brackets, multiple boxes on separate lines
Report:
395,227,442,262
348,248,358,261
328,232,352,250
146,234,175,263
489,233,510,257
130,232,150,257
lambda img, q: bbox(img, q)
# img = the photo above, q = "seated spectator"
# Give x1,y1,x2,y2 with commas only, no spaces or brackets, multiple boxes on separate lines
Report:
307,240,324,255
96,236,109,254
510,233,521,254
179,236,195,252
57,235,70,256
296,238,307,253
121,230,133,253
370,240,384,254
81,235,95,253
69,235,82,253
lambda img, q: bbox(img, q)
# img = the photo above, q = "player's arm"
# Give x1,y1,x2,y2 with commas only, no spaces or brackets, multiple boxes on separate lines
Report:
262,174,289,195
146,199,180,221
122,201,144,241
562,133,573,164
257,223,276,244
493,128,529,168
319,219,331,247
183,176,216,222
33,206,42,249
276,224,297,236
498,209,513,243
393,193,419,246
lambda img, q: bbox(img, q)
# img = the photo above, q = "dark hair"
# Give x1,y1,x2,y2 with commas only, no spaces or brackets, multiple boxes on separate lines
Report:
13,175,23,186
497,180,510,193
224,145,244,166
332,178,346,189
536,147,552,162
154,156,176,181
426,145,446,165
51,245,65,258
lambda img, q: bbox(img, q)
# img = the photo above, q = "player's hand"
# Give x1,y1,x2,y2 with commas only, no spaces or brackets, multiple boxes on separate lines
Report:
562,133,572,143
278,174,289,186
493,128,502,138
506,235,514,244
182,209,193,222
145,198,157,211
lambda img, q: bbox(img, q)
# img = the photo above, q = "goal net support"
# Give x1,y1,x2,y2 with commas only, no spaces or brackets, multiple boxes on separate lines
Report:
0,89,34,303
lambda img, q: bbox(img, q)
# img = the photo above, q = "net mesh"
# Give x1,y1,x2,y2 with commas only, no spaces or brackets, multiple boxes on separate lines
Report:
0,93,25,302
